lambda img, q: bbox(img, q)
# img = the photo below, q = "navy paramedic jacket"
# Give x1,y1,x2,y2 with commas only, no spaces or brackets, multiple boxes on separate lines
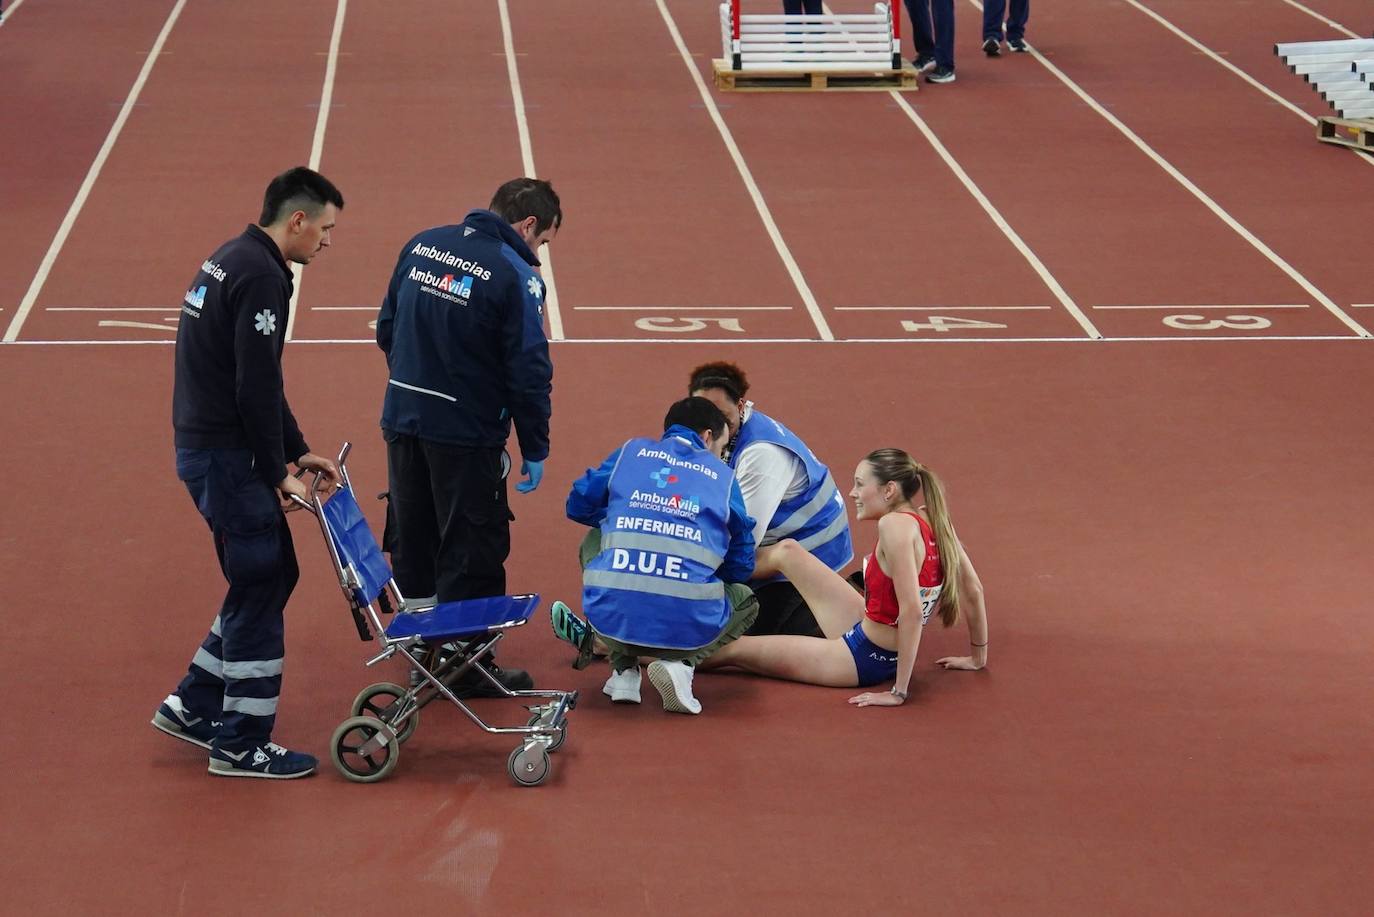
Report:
567,427,756,650
172,224,309,488
376,209,552,461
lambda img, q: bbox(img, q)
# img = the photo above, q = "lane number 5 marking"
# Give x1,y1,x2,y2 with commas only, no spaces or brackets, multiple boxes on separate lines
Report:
634,317,745,333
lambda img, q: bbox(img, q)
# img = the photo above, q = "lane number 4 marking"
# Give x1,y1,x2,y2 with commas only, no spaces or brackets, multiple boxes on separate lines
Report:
901,316,1008,333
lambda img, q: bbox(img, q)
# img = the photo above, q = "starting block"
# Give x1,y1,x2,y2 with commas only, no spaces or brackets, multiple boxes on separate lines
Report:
1274,38,1374,151
714,2,917,92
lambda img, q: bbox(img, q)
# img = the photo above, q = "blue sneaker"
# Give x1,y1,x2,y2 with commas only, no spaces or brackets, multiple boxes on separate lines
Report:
208,742,317,779
151,694,220,749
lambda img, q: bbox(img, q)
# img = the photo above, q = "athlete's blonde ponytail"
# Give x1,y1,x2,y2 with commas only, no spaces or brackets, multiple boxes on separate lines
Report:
864,449,963,627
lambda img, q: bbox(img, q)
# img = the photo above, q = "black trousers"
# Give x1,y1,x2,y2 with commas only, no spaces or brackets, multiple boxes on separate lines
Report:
746,580,823,637
383,430,512,602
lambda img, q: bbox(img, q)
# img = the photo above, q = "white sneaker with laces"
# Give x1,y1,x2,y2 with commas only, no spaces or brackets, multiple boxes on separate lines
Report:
603,666,642,704
647,660,702,715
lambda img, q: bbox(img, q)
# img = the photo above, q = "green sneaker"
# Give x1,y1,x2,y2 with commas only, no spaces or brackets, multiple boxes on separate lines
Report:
551,600,596,669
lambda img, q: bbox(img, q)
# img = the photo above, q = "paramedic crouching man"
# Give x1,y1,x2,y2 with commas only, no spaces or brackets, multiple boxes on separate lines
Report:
551,397,758,715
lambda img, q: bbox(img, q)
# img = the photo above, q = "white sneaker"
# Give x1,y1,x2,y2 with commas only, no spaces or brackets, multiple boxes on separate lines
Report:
602,666,641,704
647,660,702,715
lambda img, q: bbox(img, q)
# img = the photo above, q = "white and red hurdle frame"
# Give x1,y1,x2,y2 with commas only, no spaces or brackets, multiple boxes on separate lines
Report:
723,1,902,72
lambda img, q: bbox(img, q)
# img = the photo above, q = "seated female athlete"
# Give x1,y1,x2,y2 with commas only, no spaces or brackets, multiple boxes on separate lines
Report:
697,448,988,707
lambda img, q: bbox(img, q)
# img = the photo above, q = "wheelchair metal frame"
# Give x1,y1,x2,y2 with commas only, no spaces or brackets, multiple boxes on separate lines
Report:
291,442,577,784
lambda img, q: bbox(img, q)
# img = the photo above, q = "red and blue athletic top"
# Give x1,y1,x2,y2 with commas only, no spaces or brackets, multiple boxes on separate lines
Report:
863,512,944,627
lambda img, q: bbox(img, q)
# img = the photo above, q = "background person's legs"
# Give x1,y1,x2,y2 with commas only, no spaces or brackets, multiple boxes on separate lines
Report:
903,0,936,64
1006,0,1030,42
982,0,1007,41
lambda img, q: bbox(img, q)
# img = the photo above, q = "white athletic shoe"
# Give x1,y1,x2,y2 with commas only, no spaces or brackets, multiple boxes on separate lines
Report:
647,660,702,715
603,666,642,704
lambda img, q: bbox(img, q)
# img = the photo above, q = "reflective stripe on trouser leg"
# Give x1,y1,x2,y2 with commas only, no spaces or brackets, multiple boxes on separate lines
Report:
214,514,296,751
174,616,226,721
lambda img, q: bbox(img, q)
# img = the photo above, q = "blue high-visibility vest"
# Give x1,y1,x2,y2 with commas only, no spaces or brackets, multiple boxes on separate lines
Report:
732,409,853,580
584,436,735,650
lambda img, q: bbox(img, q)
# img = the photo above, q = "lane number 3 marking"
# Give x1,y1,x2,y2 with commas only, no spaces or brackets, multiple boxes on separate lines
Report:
1162,314,1272,331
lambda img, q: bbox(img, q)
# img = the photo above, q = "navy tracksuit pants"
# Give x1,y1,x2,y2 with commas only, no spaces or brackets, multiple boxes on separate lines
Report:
983,0,1030,42
903,0,955,71
172,448,296,752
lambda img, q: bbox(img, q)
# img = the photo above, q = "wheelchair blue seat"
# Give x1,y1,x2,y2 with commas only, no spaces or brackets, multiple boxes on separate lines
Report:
302,444,577,787
386,594,541,644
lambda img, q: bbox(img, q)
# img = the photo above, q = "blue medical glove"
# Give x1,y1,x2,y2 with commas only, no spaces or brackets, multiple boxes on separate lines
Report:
516,459,544,493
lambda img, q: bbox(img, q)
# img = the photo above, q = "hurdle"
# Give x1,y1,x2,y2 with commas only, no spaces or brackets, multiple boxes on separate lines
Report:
1274,38,1374,151
714,2,917,92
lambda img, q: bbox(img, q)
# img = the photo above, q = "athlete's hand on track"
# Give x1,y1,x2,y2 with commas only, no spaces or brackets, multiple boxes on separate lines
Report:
935,655,983,670
848,690,904,708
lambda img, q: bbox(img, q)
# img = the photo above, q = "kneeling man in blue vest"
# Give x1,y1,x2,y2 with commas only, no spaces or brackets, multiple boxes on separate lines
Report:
552,397,759,714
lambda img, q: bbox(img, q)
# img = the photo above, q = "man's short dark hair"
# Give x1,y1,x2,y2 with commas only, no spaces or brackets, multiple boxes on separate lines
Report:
259,167,344,226
489,178,562,236
664,397,727,442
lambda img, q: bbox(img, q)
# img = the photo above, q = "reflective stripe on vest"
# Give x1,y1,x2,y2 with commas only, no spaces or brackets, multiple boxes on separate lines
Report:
732,410,853,576
583,435,736,650
599,531,725,570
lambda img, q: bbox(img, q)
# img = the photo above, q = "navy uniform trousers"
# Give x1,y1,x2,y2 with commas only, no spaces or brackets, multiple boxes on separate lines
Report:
172,448,296,752
903,0,955,70
983,0,1029,42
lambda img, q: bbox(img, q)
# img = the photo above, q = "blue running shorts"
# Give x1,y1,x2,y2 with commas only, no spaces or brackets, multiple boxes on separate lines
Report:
842,621,898,687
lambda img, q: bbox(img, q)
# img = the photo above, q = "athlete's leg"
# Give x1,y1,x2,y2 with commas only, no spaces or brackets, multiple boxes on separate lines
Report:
700,634,860,687
755,539,863,639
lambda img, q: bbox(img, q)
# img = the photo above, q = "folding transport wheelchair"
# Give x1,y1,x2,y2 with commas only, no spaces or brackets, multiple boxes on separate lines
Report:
291,443,578,785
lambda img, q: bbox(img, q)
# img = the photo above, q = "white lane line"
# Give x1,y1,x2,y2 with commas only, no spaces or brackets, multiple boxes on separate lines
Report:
497,0,563,341
884,92,1103,339
654,0,835,341
0,0,28,28
1124,0,1374,171
285,0,347,342
835,305,1052,311
1280,0,1362,38
1351,303,1374,308
47,306,178,312
2,0,188,343
1092,304,1309,310
98,320,177,332
961,0,1371,339
573,306,792,311
311,305,374,311
9,334,1371,346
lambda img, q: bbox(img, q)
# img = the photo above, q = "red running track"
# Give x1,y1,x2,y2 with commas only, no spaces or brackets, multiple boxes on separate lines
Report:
2,1,1372,913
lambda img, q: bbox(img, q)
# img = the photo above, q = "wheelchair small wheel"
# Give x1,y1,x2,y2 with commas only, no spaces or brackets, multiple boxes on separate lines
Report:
507,744,551,787
525,712,567,753
352,682,418,744
331,715,400,783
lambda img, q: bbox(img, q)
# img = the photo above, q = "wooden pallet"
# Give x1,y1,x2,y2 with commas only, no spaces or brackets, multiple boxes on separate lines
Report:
1316,116,1374,151
712,59,918,92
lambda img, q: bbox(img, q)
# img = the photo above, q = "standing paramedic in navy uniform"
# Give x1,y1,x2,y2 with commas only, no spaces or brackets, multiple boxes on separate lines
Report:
375,178,559,696
552,397,759,715
152,167,343,780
